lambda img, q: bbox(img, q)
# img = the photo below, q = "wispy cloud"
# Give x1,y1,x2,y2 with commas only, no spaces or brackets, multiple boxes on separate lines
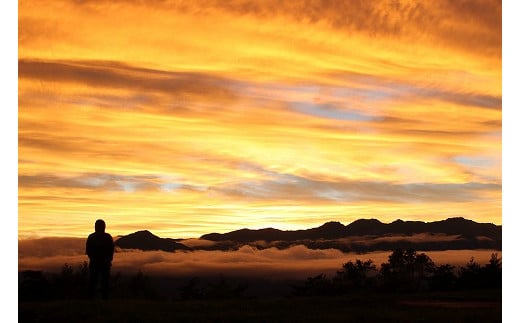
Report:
18,0,501,239
216,173,501,203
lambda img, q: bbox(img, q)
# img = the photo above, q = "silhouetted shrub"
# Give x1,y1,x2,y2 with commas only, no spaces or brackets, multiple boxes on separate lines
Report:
205,276,249,300
109,270,158,300
19,263,163,301
53,262,89,299
19,270,52,301
20,251,502,302
179,277,205,300
178,276,249,300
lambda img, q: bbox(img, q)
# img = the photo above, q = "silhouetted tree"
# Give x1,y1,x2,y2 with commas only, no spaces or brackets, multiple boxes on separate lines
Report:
380,249,435,292
333,259,377,292
292,274,335,296
482,253,501,289
457,253,501,290
457,257,481,290
430,264,457,291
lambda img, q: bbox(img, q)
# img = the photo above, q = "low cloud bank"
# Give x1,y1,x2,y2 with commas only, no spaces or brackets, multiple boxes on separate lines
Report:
18,237,86,258
19,237,500,280
245,233,464,250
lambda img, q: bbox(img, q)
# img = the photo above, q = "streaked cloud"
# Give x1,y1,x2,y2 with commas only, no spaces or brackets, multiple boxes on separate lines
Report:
18,0,501,239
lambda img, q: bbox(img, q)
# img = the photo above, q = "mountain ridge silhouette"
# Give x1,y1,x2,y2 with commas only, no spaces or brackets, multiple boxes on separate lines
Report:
200,217,501,242
114,217,501,253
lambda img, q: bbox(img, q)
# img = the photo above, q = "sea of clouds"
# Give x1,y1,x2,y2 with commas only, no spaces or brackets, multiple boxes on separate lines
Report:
19,237,500,280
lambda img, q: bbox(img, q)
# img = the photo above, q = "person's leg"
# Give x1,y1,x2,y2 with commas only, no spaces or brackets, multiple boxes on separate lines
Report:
100,266,110,299
88,264,99,298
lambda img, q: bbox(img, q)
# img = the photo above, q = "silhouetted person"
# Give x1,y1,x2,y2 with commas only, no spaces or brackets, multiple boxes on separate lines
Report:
86,219,114,299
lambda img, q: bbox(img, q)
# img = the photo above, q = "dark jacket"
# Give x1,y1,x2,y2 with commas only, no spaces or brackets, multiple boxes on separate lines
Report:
86,232,114,266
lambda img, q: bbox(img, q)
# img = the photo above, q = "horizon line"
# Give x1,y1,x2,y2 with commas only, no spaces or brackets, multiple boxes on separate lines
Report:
19,216,502,241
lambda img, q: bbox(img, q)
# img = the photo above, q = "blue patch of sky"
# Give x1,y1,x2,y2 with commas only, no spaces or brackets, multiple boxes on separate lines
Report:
116,180,137,192
454,156,496,168
243,72,500,117
286,83,394,121
78,176,106,187
160,182,183,192
315,188,349,202
390,83,501,110
330,86,393,103
76,174,167,191
291,102,377,121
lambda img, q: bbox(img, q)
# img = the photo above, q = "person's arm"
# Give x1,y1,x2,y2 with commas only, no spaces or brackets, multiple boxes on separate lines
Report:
110,238,114,262
108,234,115,262
85,235,91,258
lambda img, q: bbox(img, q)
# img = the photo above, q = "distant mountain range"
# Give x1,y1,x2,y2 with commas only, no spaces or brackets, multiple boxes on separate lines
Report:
114,217,501,253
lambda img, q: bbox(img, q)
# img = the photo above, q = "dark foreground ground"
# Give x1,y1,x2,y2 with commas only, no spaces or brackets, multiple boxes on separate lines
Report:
19,290,500,323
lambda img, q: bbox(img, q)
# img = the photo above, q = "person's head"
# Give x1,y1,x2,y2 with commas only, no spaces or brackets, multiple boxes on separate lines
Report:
95,219,106,233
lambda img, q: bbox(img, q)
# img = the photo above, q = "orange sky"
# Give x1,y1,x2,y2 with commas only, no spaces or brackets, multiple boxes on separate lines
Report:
18,0,502,239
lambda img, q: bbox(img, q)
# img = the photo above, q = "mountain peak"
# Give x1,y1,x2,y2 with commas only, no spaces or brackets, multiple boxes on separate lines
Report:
115,230,191,252
319,221,345,229
444,217,471,223
130,230,157,237
309,221,348,239
345,218,385,235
